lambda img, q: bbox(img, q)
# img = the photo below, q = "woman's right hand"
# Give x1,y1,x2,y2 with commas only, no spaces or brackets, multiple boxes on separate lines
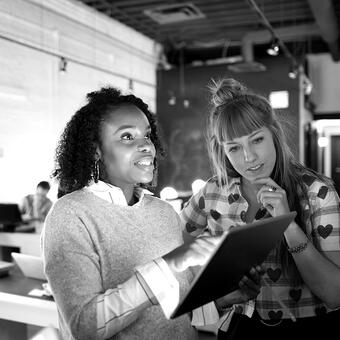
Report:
163,236,222,273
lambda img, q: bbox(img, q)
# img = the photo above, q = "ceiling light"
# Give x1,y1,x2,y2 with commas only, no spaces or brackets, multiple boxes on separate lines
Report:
301,74,313,95
317,137,328,148
266,39,280,56
288,64,298,79
191,179,205,195
183,99,190,108
59,57,67,73
160,187,178,200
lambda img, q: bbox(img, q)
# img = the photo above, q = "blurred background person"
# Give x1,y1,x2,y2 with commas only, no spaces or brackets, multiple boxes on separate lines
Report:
20,181,53,224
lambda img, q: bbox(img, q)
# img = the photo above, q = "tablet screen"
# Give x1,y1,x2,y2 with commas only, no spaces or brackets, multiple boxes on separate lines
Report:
170,211,297,319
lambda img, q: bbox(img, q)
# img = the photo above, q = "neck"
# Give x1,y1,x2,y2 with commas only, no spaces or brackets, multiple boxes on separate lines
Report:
100,178,136,206
121,185,135,206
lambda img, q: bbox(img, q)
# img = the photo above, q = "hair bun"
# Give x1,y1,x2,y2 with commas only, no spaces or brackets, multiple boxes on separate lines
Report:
209,78,248,107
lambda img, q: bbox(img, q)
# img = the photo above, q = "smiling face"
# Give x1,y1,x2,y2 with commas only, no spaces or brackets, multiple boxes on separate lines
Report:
223,127,276,183
97,104,156,191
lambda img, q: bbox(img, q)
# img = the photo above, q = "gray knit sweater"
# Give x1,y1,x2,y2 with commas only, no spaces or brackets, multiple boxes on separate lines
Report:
41,189,197,340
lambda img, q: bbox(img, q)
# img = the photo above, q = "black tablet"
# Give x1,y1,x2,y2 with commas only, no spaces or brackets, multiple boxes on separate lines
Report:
170,211,297,319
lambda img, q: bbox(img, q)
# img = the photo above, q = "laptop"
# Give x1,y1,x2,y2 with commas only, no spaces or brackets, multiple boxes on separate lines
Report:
0,203,23,231
0,261,14,277
11,252,46,280
170,211,297,319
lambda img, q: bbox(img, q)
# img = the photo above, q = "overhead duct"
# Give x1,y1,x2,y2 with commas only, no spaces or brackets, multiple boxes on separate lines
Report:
228,24,320,73
307,0,340,61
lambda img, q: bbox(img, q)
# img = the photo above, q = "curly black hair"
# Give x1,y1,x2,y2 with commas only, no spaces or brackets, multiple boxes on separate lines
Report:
53,86,165,194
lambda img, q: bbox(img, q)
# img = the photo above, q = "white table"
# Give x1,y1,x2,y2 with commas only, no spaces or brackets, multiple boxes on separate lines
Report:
0,273,58,339
0,231,41,256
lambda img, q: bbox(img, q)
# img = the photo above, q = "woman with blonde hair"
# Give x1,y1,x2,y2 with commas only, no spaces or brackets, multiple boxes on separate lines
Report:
180,78,340,339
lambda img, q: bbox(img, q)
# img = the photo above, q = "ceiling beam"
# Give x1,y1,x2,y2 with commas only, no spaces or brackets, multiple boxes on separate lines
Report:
307,0,340,61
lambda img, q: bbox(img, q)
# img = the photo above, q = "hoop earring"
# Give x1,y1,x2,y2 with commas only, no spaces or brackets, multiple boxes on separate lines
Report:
94,160,100,183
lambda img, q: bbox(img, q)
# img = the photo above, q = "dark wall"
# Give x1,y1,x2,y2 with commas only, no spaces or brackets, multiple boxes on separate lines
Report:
156,56,299,194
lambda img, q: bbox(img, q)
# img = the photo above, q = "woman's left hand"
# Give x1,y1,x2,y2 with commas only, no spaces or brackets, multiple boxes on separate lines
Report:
237,265,265,302
215,265,265,309
253,177,290,217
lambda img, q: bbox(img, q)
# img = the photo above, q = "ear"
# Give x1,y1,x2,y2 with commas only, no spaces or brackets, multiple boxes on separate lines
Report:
95,146,101,161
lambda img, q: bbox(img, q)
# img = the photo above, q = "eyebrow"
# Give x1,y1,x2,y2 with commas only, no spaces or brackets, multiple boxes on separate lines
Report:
225,129,262,145
114,125,151,134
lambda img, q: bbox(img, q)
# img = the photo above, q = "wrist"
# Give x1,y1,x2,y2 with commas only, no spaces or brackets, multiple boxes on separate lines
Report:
215,290,242,309
162,254,177,273
162,251,184,273
287,239,309,254
284,221,310,254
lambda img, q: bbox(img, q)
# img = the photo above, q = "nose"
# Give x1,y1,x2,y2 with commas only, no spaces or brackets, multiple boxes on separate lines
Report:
243,145,257,163
137,138,153,153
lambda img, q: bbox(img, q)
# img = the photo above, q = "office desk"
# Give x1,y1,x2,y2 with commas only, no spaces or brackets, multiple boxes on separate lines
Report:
0,272,216,339
0,273,58,328
0,230,41,256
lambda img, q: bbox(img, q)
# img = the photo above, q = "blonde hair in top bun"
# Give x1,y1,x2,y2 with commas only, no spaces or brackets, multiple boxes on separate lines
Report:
208,78,248,108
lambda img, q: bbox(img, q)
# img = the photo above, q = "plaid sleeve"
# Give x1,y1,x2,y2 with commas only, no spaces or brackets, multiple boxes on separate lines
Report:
310,181,340,251
179,188,208,237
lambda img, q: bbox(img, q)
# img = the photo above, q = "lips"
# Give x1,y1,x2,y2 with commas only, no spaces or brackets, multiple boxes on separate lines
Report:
247,163,263,172
134,156,154,171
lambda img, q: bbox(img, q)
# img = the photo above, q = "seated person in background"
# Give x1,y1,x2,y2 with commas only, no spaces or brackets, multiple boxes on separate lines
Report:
20,181,53,223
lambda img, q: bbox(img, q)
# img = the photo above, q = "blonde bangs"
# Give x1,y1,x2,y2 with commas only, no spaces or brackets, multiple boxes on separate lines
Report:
216,101,264,143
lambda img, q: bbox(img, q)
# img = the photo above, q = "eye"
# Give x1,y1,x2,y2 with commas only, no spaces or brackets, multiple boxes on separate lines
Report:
252,136,264,144
145,132,152,140
228,145,240,153
121,133,134,141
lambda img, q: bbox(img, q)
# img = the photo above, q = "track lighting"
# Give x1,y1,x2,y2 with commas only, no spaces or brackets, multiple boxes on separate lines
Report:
168,91,176,106
288,64,298,79
301,73,313,95
59,57,67,73
266,38,280,56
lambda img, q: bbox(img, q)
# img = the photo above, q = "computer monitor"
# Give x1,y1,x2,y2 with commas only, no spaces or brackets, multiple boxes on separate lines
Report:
0,203,23,232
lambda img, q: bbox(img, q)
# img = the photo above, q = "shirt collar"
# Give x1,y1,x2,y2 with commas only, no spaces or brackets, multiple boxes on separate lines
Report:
86,180,153,206
226,176,241,191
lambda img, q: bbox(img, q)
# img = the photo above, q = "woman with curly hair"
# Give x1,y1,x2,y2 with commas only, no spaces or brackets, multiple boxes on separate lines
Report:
41,86,263,340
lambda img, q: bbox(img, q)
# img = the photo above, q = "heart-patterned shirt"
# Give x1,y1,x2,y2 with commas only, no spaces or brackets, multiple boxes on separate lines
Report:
180,174,340,321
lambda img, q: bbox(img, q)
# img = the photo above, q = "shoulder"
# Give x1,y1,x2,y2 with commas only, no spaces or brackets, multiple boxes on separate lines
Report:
200,176,222,194
299,172,339,207
300,171,333,194
200,176,238,199
47,190,93,218
43,190,97,239
45,197,53,205
181,177,222,213
143,194,182,228
206,175,219,186
144,193,177,212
